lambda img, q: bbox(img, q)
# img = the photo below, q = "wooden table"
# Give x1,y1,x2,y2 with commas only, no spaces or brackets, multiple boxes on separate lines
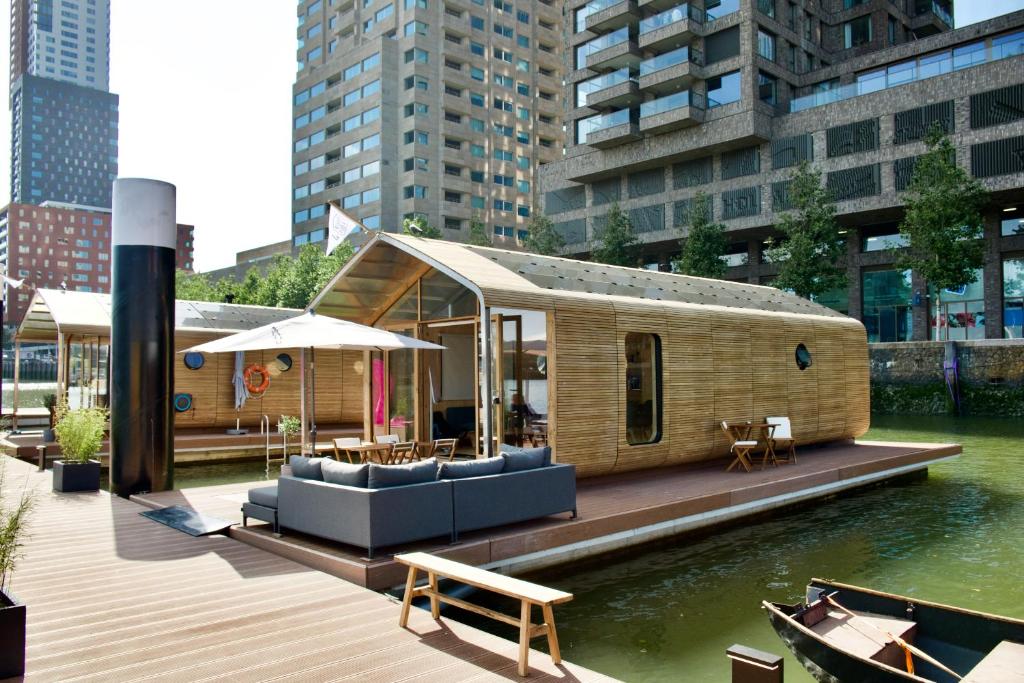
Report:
337,442,394,464
730,422,778,470
302,442,336,457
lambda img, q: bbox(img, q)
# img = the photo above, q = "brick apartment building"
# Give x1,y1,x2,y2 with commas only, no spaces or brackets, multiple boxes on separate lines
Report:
0,201,194,324
540,1,1024,342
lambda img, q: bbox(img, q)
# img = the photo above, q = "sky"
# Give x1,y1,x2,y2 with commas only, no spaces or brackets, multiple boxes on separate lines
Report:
1,1,1022,273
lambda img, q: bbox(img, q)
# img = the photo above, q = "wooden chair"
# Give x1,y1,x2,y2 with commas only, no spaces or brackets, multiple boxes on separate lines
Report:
721,421,758,473
765,416,796,464
429,438,459,462
375,434,400,445
389,441,419,465
333,437,361,463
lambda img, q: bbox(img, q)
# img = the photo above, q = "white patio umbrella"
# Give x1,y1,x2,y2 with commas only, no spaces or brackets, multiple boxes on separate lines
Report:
184,310,444,445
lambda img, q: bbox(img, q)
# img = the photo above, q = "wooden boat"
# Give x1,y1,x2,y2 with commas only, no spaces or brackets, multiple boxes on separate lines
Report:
763,578,1024,682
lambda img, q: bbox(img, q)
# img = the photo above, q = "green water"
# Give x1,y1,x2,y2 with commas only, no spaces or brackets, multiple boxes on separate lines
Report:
517,416,1024,682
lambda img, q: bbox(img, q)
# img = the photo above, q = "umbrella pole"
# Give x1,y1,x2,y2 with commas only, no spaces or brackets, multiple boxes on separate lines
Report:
310,346,317,444
300,348,308,453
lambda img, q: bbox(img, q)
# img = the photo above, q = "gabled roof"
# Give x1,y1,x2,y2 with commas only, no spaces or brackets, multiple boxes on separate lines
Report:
16,289,301,342
312,233,847,322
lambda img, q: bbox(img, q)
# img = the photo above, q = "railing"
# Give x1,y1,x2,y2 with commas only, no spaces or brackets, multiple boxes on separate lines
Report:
705,0,739,20
575,26,630,68
790,31,1024,113
639,3,703,34
2,358,57,381
639,45,702,76
916,0,952,27
576,68,635,106
578,108,635,143
639,89,704,117
574,0,627,32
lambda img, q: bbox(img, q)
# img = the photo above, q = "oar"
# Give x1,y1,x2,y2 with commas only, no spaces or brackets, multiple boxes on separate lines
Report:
823,593,963,681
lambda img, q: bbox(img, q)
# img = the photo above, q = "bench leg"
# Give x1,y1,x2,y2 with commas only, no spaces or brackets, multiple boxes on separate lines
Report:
428,571,441,619
399,566,418,628
542,603,561,665
518,600,531,677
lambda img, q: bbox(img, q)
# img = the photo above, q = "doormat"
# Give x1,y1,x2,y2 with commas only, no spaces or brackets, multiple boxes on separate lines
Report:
140,505,233,536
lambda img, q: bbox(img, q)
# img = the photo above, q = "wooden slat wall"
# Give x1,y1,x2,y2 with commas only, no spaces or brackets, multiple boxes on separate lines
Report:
844,321,872,437
750,315,790,433
711,311,754,455
172,334,362,429
815,320,848,441
785,318,819,440
664,307,715,465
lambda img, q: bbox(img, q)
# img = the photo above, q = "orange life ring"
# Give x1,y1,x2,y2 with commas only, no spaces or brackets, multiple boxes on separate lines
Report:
244,364,270,394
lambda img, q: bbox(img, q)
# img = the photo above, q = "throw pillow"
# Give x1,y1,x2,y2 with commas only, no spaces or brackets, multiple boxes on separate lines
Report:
321,459,369,488
501,448,547,472
368,458,438,489
437,457,505,480
289,455,326,480
499,445,551,470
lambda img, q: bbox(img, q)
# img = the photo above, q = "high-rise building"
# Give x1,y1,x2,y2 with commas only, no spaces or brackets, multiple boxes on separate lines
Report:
290,0,564,248
9,0,118,208
540,1,1024,342
0,201,195,324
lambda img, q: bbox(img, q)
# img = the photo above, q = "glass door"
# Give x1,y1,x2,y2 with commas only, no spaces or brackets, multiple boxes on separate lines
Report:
492,314,528,448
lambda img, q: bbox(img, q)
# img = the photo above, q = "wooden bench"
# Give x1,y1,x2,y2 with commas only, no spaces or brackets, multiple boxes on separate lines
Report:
394,552,573,677
964,640,1024,682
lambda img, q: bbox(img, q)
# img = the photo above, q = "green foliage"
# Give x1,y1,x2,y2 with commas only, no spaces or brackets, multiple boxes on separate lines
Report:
54,406,108,463
278,415,300,435
467,214,492,247
402,216,443,239
897,126,988,304
672,193,727,279
0,462,35,592
591,203,640,267
871,381,1024,417
766,161,847,300
522,214,565,256
174,243,353,310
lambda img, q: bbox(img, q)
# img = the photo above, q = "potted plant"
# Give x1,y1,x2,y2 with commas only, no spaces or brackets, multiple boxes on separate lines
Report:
278,415,300,458
0,460,34,678
41,393,58,442
52,406,107,492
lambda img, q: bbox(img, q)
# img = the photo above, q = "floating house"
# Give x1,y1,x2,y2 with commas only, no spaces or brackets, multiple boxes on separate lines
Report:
311,234,870,477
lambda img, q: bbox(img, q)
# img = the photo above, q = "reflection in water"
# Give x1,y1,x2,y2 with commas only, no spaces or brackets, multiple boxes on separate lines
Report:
515,416,1024,682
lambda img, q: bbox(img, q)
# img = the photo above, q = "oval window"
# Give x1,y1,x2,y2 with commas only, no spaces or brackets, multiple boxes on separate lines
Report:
276,353,293,372
795,344,812,371
183,352,205,370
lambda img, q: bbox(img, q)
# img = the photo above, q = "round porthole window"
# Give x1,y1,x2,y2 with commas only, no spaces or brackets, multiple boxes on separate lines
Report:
183,352,205,370
795,344,812,371
173,393,193,412
275,353,293,372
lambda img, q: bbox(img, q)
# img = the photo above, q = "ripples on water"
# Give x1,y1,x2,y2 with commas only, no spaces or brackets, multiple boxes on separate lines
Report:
519,416,1024,682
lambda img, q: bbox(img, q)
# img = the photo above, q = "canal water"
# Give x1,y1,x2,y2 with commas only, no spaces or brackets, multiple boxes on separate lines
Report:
516,415,1024,681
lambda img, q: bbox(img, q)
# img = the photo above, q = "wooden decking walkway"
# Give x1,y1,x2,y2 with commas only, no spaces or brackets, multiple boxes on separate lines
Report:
1,456,612,682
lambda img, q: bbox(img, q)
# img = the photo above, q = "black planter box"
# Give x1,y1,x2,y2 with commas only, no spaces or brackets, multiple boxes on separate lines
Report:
53,459,101,492
0,588,26,678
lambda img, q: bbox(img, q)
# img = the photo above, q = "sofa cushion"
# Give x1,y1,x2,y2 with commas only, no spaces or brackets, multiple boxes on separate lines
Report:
499,444,552,467
289,455,327,480
248,485,278,509
437,457,505,480
368,458,438,489
321,459,369,488
500,447,550,472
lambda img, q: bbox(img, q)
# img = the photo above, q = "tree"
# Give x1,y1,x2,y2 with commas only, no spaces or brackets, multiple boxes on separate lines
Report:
467,214,492,246
897,125,988,340
672,192,727,279
522,214,565,256
402,215,442,239
591,203,640,267
765,160,847,300
175,270,219,302
276,242,354,309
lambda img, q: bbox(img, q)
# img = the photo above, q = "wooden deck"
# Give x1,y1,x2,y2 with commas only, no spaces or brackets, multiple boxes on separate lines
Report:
1,456,612,682
134,439,961,591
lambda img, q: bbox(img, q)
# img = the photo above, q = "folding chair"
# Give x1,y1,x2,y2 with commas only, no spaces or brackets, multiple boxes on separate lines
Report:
389,441,419,464
721,421,757,473
765,416,796,464
429,438,459,462
333,437,361,463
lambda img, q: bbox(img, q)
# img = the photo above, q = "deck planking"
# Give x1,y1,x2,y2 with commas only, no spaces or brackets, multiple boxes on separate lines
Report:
1,456,612,682
134,438,960,591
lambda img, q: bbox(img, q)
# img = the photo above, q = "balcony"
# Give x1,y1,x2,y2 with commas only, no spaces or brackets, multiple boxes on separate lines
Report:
638,45,703,94
575,68,640,109
912,0,953,34
639,3,703,51
576,27,640,71
578,109,641,148
581,0,639,33
638,90,704,134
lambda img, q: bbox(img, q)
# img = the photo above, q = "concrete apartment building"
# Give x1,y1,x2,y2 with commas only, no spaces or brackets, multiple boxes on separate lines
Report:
539,0,1024,343
203,239,293,282
8,0,118,209
290,0,564,248
0,202,195,324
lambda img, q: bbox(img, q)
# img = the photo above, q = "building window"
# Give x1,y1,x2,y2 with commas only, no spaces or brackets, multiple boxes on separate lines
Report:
757,29,775,61
844,15,872,49
862,269,913,343
1005,258,1024,338
1001,212,1024,236
625,333,661,445
707,70,741,107
930,269,985,340
758,72,777,105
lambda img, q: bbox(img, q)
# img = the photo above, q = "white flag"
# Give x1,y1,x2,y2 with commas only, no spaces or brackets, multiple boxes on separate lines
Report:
326,204,361,255
1,274,24,289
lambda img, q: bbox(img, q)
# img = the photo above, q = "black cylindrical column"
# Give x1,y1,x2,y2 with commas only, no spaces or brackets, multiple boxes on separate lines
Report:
110,178,176,496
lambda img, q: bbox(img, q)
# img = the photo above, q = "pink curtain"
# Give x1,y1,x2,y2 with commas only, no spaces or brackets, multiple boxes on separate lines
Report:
372,357,385,425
